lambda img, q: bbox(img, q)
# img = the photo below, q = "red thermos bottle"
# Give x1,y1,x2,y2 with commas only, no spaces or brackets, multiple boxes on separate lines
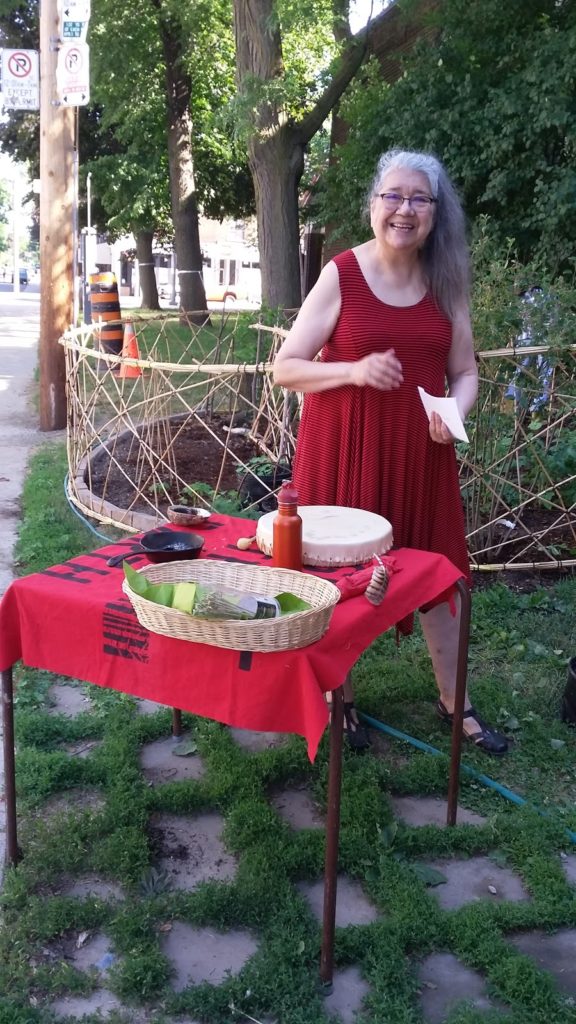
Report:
272,480,303,570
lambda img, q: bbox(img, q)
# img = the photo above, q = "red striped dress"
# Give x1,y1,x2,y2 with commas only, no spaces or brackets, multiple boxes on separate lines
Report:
292,248,470,579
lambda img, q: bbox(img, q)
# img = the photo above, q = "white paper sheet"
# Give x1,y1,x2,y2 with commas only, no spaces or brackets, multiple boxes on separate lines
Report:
417,387,469,443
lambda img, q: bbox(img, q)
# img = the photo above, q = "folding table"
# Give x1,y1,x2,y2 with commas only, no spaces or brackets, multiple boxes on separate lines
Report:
0,513,470,987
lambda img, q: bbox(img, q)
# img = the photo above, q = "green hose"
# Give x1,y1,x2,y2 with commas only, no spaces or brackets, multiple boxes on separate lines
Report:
359,711,576,845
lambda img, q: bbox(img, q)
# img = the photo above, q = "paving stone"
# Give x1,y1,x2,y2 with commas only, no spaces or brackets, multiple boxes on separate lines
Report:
509,928,576,997
47,682,93,717
561,853,576,885
323,965,371,1023
297,875,380,927
140,734,206,784
61,875,125,901
271,787,324,830
422,855,530,910
160,921,258,989
48,990,124,1019
151,811,237,890
65,931,115,974
417,951,500,1024
391,795,488,827
229,727,287,752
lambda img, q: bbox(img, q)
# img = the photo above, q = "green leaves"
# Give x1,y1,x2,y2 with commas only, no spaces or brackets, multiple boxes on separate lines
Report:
320,0,576,274
123,562,175,608
275,592,312,614
172,738,199,756
410,863,447,887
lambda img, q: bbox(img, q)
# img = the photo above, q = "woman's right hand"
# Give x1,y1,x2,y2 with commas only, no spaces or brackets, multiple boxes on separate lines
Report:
351,350,404,390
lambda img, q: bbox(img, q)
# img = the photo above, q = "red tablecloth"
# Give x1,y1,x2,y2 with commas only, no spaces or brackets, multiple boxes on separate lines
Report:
0,515,463,759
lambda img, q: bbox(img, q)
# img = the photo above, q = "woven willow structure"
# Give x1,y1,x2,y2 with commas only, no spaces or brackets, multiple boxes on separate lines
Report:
61,314,576,570
464,342,576,570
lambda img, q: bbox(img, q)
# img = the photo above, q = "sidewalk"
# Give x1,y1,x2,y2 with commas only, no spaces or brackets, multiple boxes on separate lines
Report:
0,285,45,594
0,284,47,875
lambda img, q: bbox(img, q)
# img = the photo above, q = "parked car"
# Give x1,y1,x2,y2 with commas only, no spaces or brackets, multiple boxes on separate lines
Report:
206,286,237,303
11,268,28,287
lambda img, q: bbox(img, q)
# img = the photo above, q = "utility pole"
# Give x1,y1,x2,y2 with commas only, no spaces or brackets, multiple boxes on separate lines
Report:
39,0,75,430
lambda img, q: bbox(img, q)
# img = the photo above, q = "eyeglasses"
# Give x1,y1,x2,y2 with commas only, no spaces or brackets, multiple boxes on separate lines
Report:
377,192,437,211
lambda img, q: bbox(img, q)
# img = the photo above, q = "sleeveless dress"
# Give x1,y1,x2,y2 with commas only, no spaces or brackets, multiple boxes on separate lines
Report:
292,249,470,580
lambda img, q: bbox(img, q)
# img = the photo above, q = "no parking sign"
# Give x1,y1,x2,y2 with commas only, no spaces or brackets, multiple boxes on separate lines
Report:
1,49,39,110
56,41,90,105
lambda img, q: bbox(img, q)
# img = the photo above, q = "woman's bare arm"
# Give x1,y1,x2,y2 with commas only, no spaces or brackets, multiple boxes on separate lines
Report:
273,262,403,394
429,304,478,444
446,305,478,419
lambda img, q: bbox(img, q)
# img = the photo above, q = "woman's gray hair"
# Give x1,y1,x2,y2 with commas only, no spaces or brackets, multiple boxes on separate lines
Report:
364,149,470,321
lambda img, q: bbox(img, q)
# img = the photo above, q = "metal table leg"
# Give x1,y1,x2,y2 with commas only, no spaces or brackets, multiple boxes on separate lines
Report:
319,680,345,990
446,579,471,826
2,666,20,866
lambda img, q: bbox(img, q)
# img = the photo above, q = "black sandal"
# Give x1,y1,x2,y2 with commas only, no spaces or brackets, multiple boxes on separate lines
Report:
436,700,509,756
343,702,371,752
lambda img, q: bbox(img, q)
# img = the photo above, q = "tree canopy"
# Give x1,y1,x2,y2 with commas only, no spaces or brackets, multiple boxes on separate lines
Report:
232,0,391,306
88,0,253,231
320,0,576,274
0,180,10,255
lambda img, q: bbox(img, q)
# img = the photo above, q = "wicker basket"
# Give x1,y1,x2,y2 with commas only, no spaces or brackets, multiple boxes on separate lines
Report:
122,560,340,652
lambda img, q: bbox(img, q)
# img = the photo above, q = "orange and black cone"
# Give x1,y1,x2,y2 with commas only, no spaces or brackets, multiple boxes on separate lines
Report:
118,321,142,378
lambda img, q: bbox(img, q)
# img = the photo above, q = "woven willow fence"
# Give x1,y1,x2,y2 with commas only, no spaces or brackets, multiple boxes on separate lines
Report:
61,313,576,571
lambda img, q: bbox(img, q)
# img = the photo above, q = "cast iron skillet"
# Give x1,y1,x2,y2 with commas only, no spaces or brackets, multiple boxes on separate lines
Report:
107,528,205,568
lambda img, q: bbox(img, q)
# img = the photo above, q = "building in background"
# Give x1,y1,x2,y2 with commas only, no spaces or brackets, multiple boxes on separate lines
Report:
93,216,261,308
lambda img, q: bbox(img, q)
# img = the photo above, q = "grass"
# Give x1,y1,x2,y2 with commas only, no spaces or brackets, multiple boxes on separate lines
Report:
1,444,576,1024
95,310,273,371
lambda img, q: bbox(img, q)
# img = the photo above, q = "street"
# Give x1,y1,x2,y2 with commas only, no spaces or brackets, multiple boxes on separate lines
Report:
0,278,40,296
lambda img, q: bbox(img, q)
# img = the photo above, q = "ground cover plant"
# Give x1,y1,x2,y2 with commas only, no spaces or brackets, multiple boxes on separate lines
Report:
1,444,576,1024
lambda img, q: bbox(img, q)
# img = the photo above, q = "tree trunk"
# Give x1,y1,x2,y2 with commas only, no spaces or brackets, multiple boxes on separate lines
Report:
233,0,373,310
153,0,206,314
250,127,304,310
135,229,160,309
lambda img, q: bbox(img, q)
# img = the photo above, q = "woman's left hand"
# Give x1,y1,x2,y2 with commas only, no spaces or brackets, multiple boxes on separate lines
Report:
429,411,455,445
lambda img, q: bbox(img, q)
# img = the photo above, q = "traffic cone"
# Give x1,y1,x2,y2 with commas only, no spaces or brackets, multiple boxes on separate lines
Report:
118,321,142,379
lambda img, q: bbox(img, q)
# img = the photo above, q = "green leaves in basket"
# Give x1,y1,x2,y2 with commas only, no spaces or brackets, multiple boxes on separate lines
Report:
275,592,312,615
122,561,311,621
123,562,175,609
171,582,198,614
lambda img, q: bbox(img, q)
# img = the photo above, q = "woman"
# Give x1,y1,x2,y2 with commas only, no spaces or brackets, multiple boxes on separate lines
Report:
273,149,508,756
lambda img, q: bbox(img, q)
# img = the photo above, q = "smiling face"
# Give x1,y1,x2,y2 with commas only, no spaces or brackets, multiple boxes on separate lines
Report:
370,167,436,254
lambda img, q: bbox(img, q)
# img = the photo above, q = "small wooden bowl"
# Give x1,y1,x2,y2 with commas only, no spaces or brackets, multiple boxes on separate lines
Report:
166,505,212,527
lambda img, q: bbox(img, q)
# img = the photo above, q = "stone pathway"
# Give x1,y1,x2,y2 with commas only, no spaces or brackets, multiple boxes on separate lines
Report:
18,696,576,1021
